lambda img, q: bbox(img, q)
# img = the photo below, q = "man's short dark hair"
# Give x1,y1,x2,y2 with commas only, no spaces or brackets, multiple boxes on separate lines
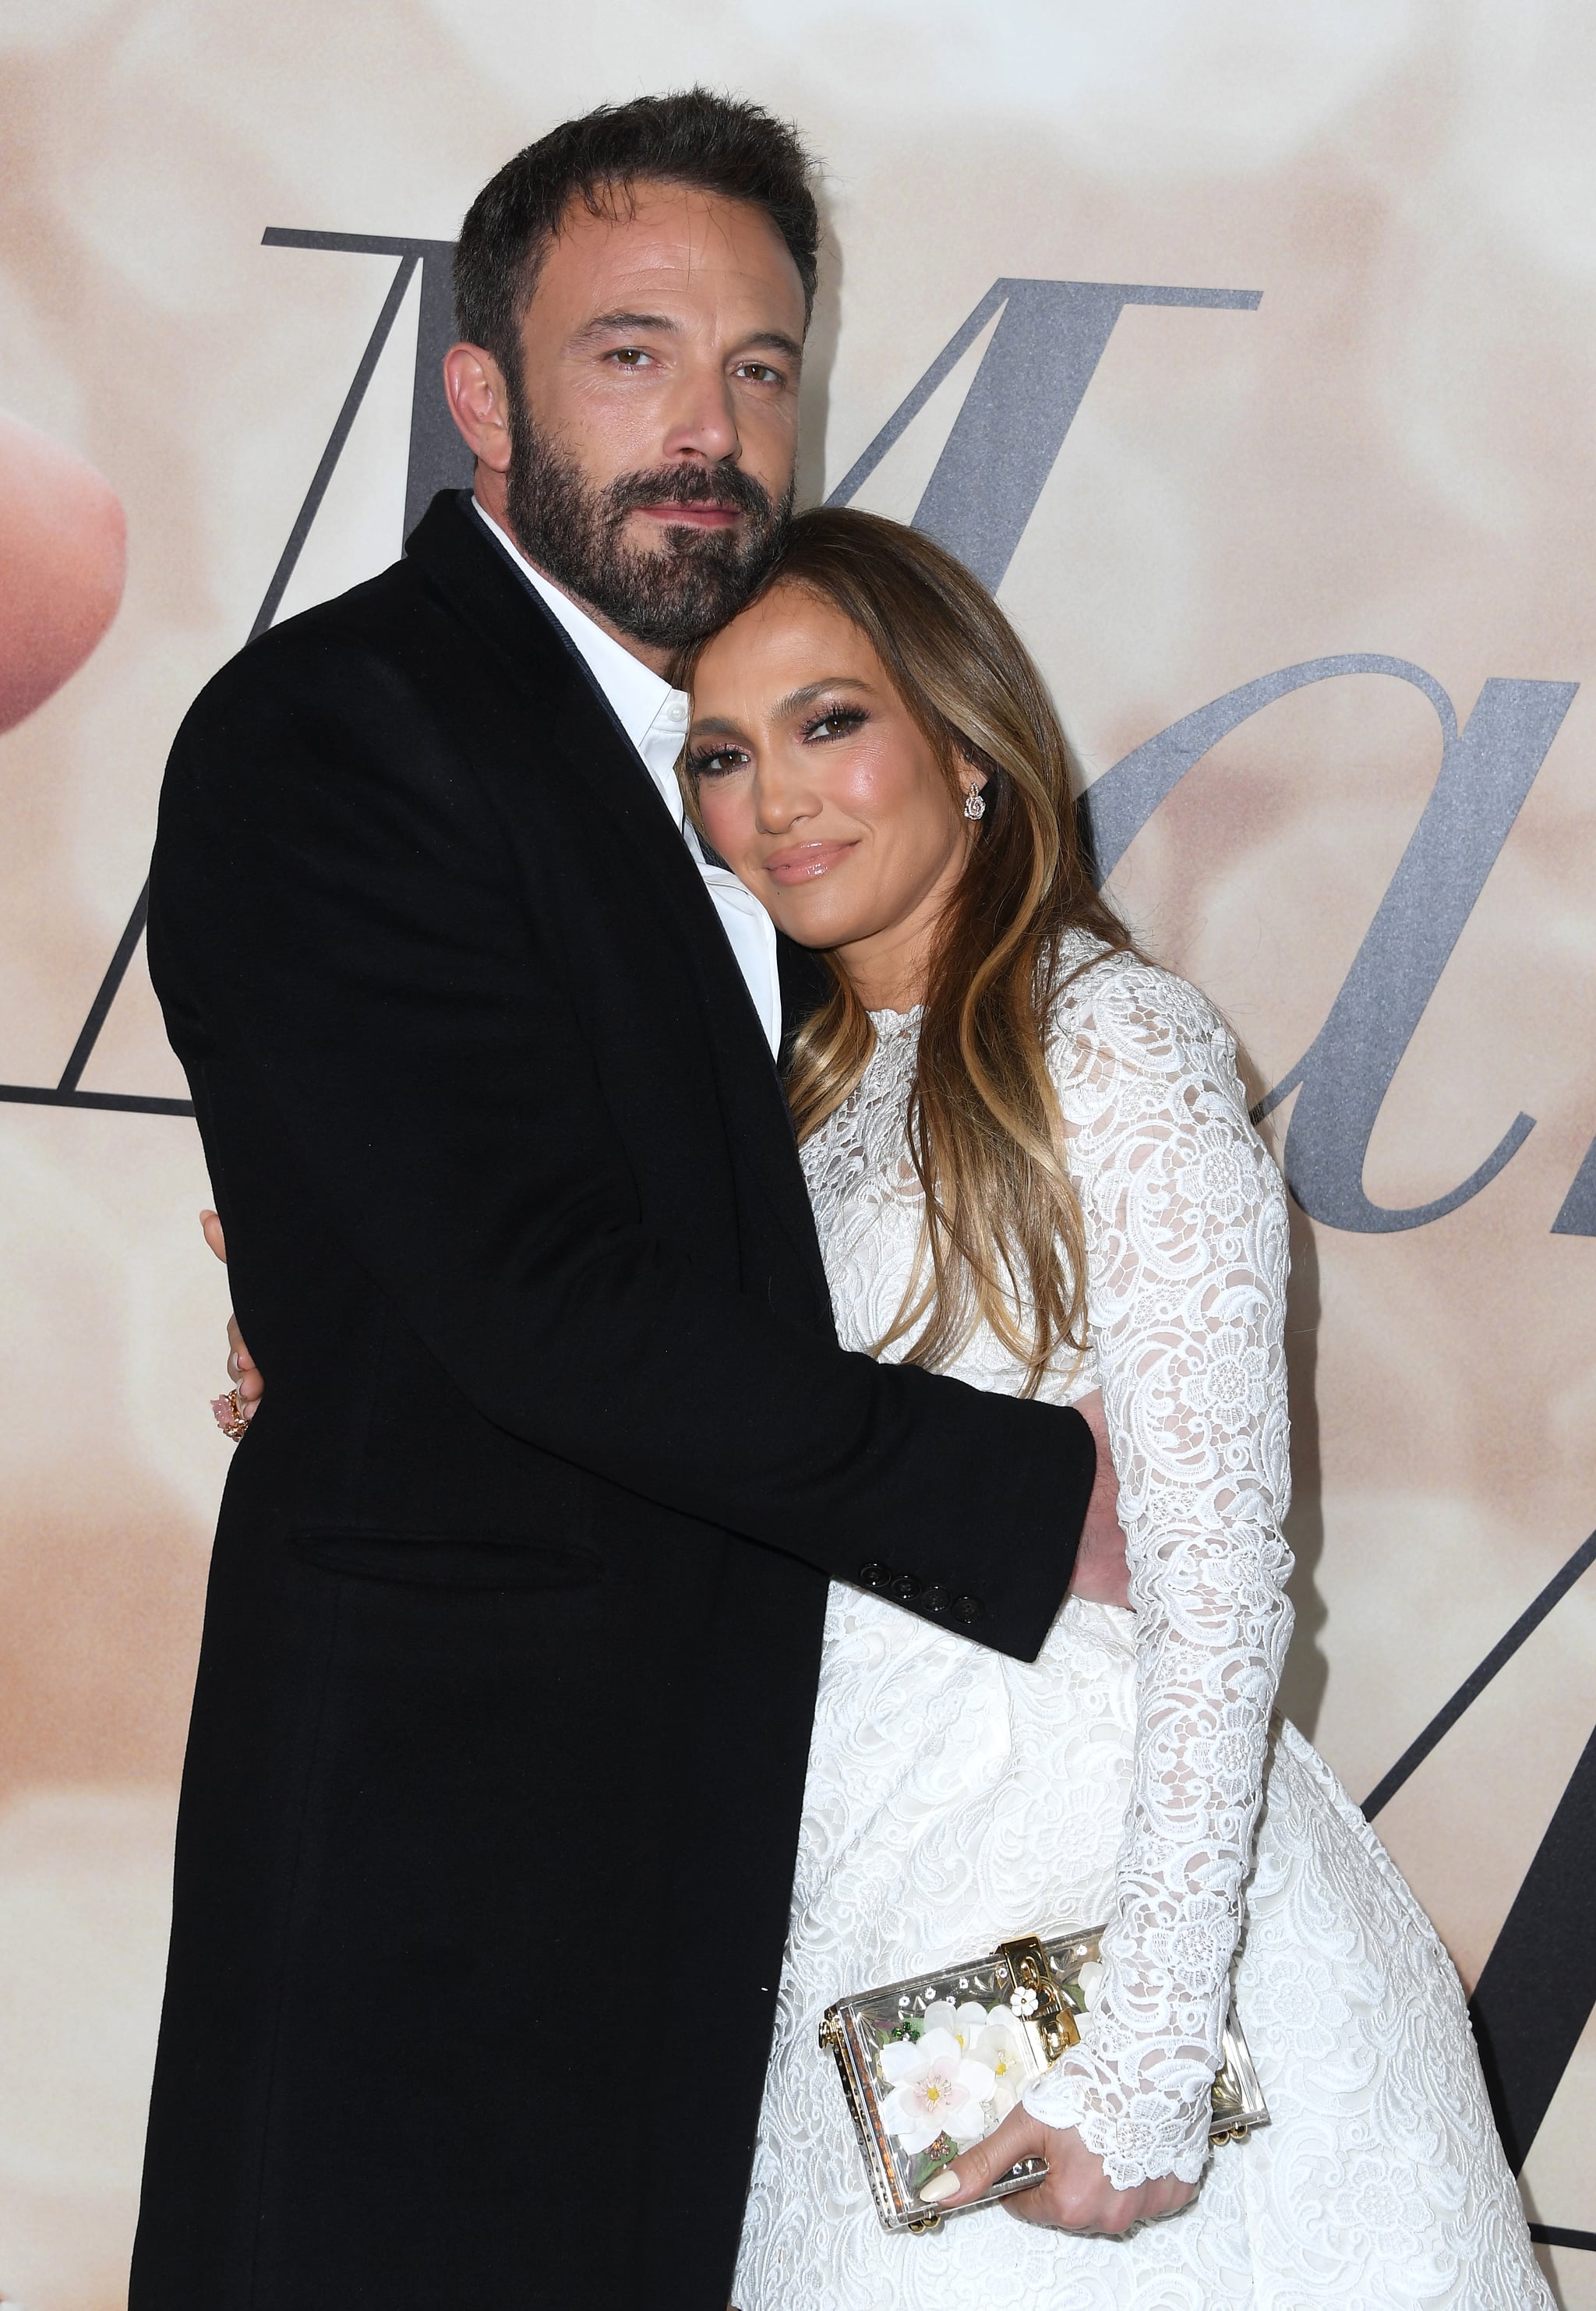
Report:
454,89,819,380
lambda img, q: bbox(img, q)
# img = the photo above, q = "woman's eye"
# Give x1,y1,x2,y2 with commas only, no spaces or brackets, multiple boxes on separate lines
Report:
803,707,867,744
688,747,750,778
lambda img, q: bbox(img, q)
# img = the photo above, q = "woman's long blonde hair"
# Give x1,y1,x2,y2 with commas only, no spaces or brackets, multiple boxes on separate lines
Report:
684,508,1133,1394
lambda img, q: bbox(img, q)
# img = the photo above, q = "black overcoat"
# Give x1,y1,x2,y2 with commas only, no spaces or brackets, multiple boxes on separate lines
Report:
131,490,1095,2310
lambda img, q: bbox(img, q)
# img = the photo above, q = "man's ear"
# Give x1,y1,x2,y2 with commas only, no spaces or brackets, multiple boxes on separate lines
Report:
443,342,513,475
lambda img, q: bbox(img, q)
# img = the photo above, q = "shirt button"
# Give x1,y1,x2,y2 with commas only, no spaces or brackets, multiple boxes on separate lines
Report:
952,1595,984,1624
662,697,689,725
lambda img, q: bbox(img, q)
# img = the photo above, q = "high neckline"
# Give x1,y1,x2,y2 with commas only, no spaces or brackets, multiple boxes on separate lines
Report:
867,1003,924,1039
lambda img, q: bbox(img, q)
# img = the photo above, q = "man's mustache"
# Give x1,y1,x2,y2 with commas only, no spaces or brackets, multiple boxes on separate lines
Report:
603,461,777,523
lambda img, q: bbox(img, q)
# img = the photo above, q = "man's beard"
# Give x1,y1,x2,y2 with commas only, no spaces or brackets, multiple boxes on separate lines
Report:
503,385,793,652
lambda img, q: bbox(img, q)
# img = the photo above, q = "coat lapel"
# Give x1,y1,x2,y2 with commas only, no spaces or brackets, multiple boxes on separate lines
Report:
404,493,832,1315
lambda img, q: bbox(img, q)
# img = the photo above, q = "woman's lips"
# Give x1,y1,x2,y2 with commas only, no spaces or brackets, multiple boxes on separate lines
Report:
763,841,856,885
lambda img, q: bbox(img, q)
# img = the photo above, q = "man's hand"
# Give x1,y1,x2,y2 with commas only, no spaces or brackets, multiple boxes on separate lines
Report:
918,2100,1194,2234
201,1210,263,1423
1066,1388,1128,1609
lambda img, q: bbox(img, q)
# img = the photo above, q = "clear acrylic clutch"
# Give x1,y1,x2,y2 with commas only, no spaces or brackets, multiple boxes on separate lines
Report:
818,1925,1268,2235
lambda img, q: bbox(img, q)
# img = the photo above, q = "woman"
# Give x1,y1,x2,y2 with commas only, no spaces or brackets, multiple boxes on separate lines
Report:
677,510,1549,2309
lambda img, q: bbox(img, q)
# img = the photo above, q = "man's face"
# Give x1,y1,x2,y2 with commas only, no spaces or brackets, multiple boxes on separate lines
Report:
504,182,807,650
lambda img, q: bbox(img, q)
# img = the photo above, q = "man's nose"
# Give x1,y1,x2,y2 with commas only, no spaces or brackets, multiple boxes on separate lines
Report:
660,362,740,469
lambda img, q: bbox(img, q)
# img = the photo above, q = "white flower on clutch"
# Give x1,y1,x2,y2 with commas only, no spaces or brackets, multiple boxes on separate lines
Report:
1009,1984,1039,2017
920,1998,990,2057
973,2017,1028,2115
879,2027,998,2153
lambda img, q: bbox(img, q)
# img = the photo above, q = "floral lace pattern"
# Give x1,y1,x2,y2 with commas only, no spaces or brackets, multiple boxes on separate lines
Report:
733,936,1550,2309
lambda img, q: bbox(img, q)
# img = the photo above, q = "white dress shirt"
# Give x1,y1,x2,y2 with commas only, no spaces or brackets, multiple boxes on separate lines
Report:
472,500,782,1055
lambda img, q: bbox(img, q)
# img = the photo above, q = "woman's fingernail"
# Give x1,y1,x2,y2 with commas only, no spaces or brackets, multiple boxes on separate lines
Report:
918,2169,961,2205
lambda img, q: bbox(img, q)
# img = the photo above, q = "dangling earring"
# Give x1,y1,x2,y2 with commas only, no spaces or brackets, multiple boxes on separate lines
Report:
963,784,987,821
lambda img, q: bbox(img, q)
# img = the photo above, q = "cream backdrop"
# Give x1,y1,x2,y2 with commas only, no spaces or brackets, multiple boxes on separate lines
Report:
2,3,1594,2305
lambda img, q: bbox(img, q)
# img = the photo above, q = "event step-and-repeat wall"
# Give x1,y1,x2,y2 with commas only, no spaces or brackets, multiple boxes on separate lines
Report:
1,3,1593,2304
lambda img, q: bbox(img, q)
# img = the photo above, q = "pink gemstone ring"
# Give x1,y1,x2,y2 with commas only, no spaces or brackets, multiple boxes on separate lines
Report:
211,1388,249,1443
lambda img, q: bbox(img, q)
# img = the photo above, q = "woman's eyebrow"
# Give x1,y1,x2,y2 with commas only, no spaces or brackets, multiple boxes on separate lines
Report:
690,679,877,736
769,677,875,719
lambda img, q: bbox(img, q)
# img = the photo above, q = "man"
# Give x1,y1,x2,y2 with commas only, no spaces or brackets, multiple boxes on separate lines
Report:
135,90,1121,2309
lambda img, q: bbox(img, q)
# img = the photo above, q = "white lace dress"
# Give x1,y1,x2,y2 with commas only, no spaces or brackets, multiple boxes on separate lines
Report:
733,937,1549,2310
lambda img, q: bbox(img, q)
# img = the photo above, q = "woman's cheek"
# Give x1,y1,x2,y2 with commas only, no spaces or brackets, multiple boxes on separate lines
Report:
828,733,928,833
697,786,757,879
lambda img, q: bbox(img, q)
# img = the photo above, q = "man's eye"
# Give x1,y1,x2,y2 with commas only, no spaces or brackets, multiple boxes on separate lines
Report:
735,361,782,385
607,348,651,367
688,747,750,778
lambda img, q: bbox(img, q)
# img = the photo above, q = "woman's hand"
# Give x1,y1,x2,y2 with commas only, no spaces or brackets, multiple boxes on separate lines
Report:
201,1210,263,1426
917,2101,1195,2235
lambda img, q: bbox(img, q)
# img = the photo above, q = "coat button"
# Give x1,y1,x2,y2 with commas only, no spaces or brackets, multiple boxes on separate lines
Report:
859,1562,895,1591
889,1573,923,1603
953,1595,983,1624
923,1585,952,1612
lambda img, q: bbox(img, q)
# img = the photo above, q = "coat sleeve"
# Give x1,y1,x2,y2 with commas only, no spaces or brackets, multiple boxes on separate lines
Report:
150,629,1095,1663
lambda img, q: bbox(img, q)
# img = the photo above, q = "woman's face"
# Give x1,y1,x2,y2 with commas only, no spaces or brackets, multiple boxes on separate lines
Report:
688,582,983,1003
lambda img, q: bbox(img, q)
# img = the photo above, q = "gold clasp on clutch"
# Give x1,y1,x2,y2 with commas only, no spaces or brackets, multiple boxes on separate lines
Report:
996,1933,1079,2064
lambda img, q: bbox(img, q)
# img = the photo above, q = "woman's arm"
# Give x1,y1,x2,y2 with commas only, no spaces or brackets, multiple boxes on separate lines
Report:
1017,952,1294,2188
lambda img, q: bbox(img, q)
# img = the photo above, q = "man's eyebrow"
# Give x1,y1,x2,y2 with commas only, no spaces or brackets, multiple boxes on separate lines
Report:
572,309,682,343
570,314,803,366
738,330,804,366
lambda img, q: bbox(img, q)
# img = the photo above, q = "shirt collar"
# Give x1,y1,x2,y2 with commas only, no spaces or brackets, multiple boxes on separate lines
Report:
471,498,687,762
469,500,779,1057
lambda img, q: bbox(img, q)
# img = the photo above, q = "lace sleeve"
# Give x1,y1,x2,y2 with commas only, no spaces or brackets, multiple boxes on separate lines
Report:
1020,952,1294,2189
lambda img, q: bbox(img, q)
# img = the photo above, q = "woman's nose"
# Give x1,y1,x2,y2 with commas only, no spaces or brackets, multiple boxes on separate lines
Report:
752,761,814,835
